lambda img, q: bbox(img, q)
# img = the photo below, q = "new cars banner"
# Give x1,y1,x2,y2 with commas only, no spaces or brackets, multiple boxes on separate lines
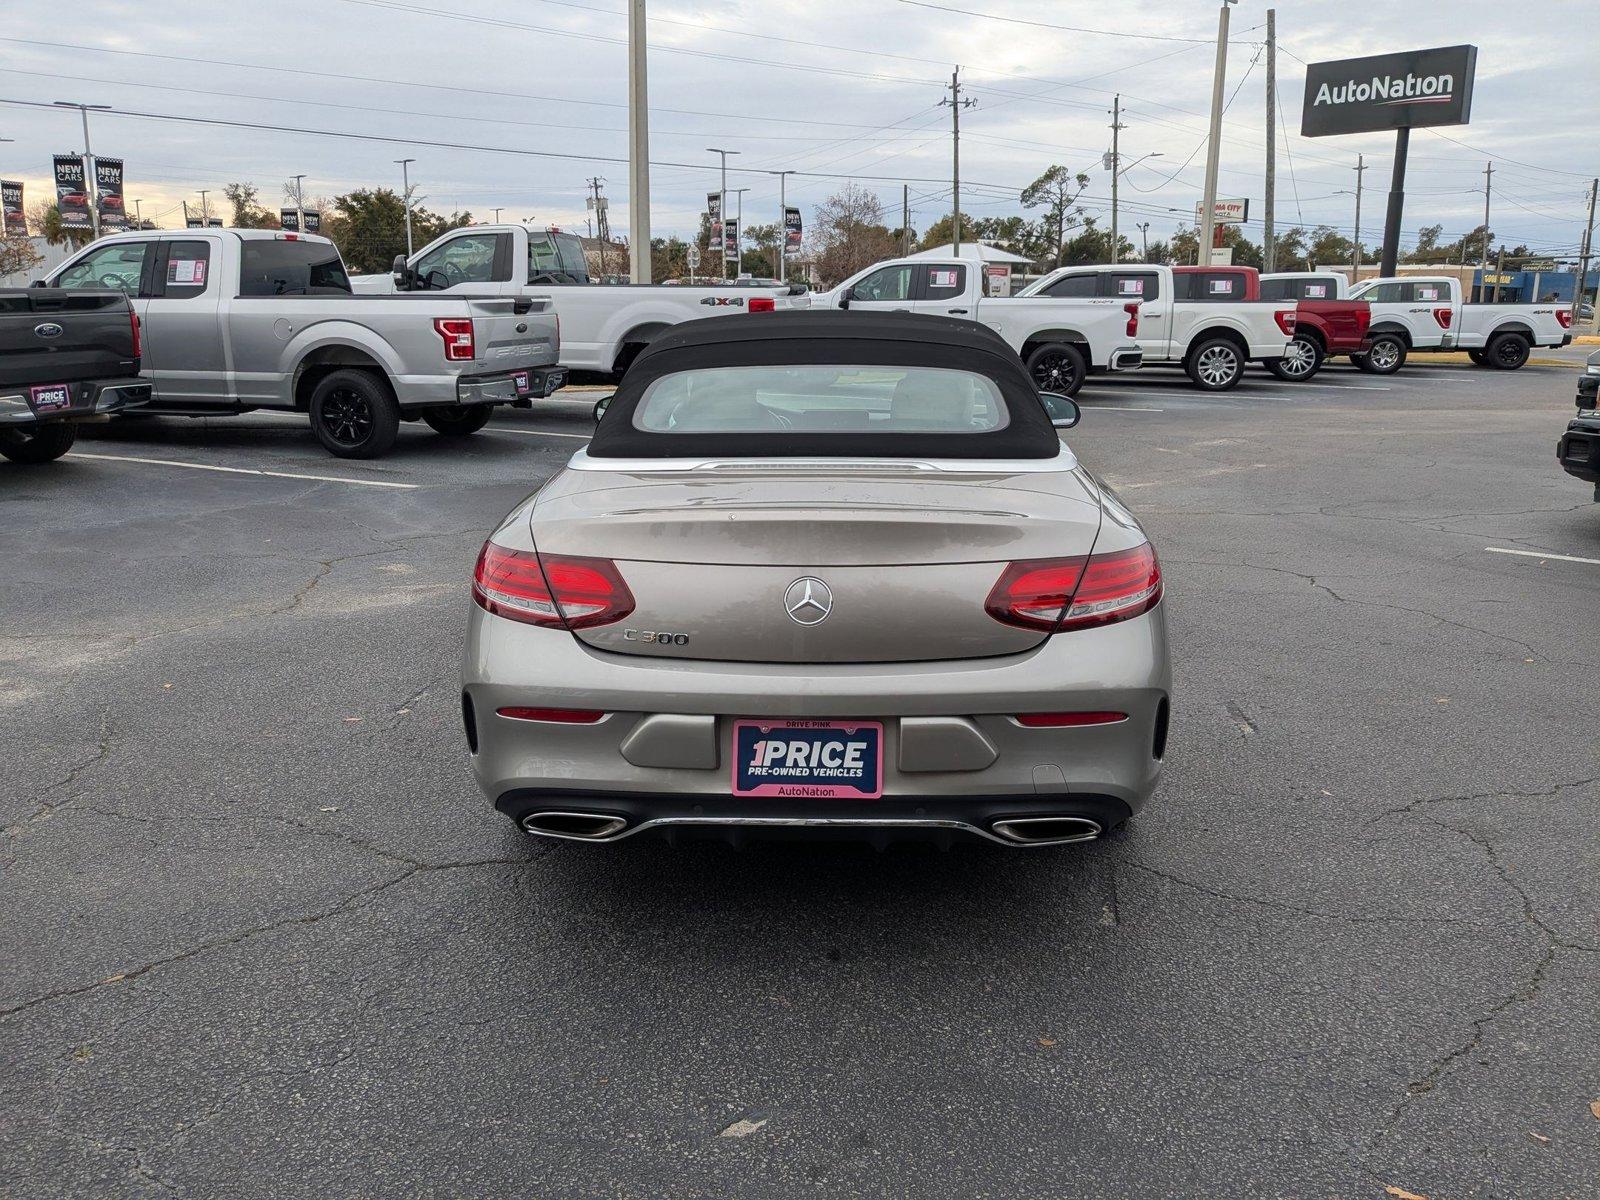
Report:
280,208,323,234
784,206,802,251
723,217,739,263
1,180,24,235
707,191,722,248
96,157,127,231
53,155,91,230
303,210,321,234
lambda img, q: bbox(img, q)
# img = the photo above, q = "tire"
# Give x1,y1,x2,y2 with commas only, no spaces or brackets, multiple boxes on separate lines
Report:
1467,348,1490,366
1264,334,1323,382
422,406,493,437
1024,342,1087,397
1184,337,1245,391
0,423,77,464
308,370,400,459
1485,332,1531,370
1355,332,1407,375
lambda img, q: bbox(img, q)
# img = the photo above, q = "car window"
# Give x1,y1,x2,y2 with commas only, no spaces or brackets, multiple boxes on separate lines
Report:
1044,273,1097,298
1188,273,1244,301
852,265,913,303
1411,282,1445,303
238,239,352,296
161,241,212,300
633,365,1009,434
1359,281,1407,303
1105,272,1160,301
415,233,501,288
920,265,967,301
57,242,150,295
526,231,589,283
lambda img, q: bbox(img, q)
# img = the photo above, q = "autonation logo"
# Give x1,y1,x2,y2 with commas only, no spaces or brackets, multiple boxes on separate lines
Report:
1314,71,1456,109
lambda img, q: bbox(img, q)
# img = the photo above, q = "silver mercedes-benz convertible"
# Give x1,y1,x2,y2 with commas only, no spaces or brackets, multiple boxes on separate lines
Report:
461,312,1170,847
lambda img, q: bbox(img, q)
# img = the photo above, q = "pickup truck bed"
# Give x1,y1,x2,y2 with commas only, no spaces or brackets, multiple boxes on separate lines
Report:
0,288,150,464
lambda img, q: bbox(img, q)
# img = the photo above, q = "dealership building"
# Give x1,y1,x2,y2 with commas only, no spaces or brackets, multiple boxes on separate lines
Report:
1325,263,1599,306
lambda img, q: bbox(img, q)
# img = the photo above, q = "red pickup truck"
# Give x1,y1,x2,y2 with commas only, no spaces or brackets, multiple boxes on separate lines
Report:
1172,265,1371,381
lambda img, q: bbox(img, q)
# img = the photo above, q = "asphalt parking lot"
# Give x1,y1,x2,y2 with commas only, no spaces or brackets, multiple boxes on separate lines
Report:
3,357,1596,1197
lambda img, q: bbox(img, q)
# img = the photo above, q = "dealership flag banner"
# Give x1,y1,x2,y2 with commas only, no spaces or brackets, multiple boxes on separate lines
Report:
1301,45,1477,138
53,155,91,230
280,207,299,232
96,157,126,231
723,217,739,263
784,206,802,251
1,180,24,236
707,191,722,248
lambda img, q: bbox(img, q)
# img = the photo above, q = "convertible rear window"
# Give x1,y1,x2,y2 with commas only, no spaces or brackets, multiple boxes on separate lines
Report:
632,365,1010,435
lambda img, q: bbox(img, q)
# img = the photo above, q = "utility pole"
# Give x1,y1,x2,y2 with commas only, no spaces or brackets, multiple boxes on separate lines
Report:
491,207,503,223
1263,8,1276,272
706,147,738,280
770,169,793,283
588,177,609,276
732,187,750,275
1352,155,1367,275
395,158,416,257
132,198,143,230
1573,177,1597,329
1480,161,1494,302
903,184,910,256
1492,244,1503,303
198,189,210,226
1198,2,1235,267
290,173,307,233
1109,94,1125,262
939,68,976,254
54,101,110,239
627,0,652,283
1138,221,1150,262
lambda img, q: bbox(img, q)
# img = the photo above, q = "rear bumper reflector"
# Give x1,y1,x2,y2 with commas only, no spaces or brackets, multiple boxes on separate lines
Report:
496,707,606,724
1013,711,1129,727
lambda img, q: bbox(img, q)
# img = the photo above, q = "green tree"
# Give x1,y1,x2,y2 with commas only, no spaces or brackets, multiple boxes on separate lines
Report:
28,200,92,249
742,222,781,277
322,188,473,274
1021,165,1090,266
1308,225,1353,267
1270,226,1310,271
223,182,276,229
1058,216,1134,265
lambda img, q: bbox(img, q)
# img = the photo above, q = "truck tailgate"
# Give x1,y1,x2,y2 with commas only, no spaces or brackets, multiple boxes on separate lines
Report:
0,289,138,389
464,296,558,368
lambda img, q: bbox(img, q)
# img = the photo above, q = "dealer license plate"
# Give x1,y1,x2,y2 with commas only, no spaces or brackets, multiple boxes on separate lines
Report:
731,719,884,799
29,383,71,413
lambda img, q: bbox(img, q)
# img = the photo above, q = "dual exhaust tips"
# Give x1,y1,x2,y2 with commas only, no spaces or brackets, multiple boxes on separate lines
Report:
518,810,1102,846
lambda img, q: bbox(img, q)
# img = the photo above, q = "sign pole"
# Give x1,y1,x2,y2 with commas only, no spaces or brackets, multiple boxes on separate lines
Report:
1378,126,1408,278
1198,1,1234,267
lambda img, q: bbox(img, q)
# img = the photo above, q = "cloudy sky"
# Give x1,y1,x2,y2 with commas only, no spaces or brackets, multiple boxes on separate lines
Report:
3,0,1595,254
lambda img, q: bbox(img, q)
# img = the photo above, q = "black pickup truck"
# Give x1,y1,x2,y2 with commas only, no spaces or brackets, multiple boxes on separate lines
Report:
1557,348,1600,501
0,287,149,464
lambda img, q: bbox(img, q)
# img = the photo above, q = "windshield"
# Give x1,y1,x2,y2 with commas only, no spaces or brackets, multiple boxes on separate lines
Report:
632,365,1010,435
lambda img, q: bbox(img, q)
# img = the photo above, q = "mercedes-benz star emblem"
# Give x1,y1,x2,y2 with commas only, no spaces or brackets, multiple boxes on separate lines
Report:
784,577,833,626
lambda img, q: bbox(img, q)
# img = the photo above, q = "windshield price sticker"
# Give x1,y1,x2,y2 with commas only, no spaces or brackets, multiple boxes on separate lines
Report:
930,269,958,288
1306,283,1329,298
1119,278,1146,296
1209,279,1232,295
168,258,206,286
1418,285,1440,300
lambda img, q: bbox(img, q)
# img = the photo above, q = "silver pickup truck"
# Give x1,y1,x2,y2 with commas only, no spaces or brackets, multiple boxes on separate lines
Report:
42,229,565,457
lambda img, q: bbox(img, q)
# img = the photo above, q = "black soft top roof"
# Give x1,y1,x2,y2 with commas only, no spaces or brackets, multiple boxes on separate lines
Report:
589,311,1061,460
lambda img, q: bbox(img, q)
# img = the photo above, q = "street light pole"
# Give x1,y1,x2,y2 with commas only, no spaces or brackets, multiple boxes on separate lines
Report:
198,190,210,226
396,158,416,258
53,101,110,239
1109,94,1123,261
706,147,739,280
1197,1,1236,267
731,187,750,276
1137,222,1151,263
290,173,307,233
770,170,794,283
628,0,652,283
132,198,142,229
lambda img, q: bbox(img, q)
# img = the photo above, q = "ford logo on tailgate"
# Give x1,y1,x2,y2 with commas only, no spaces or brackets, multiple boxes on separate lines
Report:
34,322,64,339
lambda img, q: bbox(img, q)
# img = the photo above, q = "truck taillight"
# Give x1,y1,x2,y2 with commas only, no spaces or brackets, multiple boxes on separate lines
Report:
129,308,141,360
1123,302,1139,337
1556,309,1573,329
1274,309,1297,336
1433,307,1453,329
748,296,776,313
433,317,476,361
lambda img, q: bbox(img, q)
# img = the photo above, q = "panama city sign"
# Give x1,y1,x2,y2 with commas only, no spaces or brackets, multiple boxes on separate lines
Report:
1301,45,1477,138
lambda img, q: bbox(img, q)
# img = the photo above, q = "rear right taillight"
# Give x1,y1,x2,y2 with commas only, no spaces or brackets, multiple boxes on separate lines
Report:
1556,309,1573,329
129,308,141,361
473,543,635,629
985,543,1161,633
1124,302,1140,337
1274,308,1297,336
434,317,476,361
748,296,775,313
1433,307,1453,329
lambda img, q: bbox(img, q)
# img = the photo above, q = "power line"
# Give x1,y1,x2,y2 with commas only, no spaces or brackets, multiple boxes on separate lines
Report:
892,1,1213,43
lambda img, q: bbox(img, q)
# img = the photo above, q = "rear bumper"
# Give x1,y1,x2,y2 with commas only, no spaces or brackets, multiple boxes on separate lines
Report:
1108,346,1143,372
1557,418,1600,487
457,366,568,406
0,377,151,426
462,603,1172,826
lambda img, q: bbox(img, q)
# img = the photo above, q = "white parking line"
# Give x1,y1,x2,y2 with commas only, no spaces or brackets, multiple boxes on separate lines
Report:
1485,546,1600,566
1078,404,1166,412
65,452,418,489
487,427,591,439
1273,382,1393,392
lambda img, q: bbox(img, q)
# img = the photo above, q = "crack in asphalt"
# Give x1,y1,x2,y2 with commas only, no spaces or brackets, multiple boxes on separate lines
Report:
0,844,559,1022
2,709,115,847
1364,776,1600,828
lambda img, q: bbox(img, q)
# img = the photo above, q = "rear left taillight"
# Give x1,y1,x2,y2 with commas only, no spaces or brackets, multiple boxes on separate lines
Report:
1124,302,1140,337
1556,309,1573,329
434,317,476,361
129,308,141,360
1275,308,1297,336
985,543,1161,633
1433,307,1453,329
748,296,775,313
473,543,634,629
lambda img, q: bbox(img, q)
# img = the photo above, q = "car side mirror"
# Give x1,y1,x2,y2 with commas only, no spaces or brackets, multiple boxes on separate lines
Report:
1039,391,1080,429
838,287,853,311
391,253,414,290
28,278,47,288
593,393,613,422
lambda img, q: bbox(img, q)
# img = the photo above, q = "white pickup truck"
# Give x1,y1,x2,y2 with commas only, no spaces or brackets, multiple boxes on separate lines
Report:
1017,263,1296,390
1261,271,1575,374
806,256,1143,395
351,223,805,377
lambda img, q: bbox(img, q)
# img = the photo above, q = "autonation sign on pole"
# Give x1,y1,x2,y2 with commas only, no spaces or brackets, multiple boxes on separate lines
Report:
1301,45,1477,276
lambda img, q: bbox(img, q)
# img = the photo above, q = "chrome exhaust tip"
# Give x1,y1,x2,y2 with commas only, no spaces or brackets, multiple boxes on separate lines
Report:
989,816,1103,846
519,811,630,842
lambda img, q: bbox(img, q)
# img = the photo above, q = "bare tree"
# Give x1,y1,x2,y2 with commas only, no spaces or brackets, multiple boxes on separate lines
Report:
811,184,896,287
0,233,44,278
1021,165,1090,267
